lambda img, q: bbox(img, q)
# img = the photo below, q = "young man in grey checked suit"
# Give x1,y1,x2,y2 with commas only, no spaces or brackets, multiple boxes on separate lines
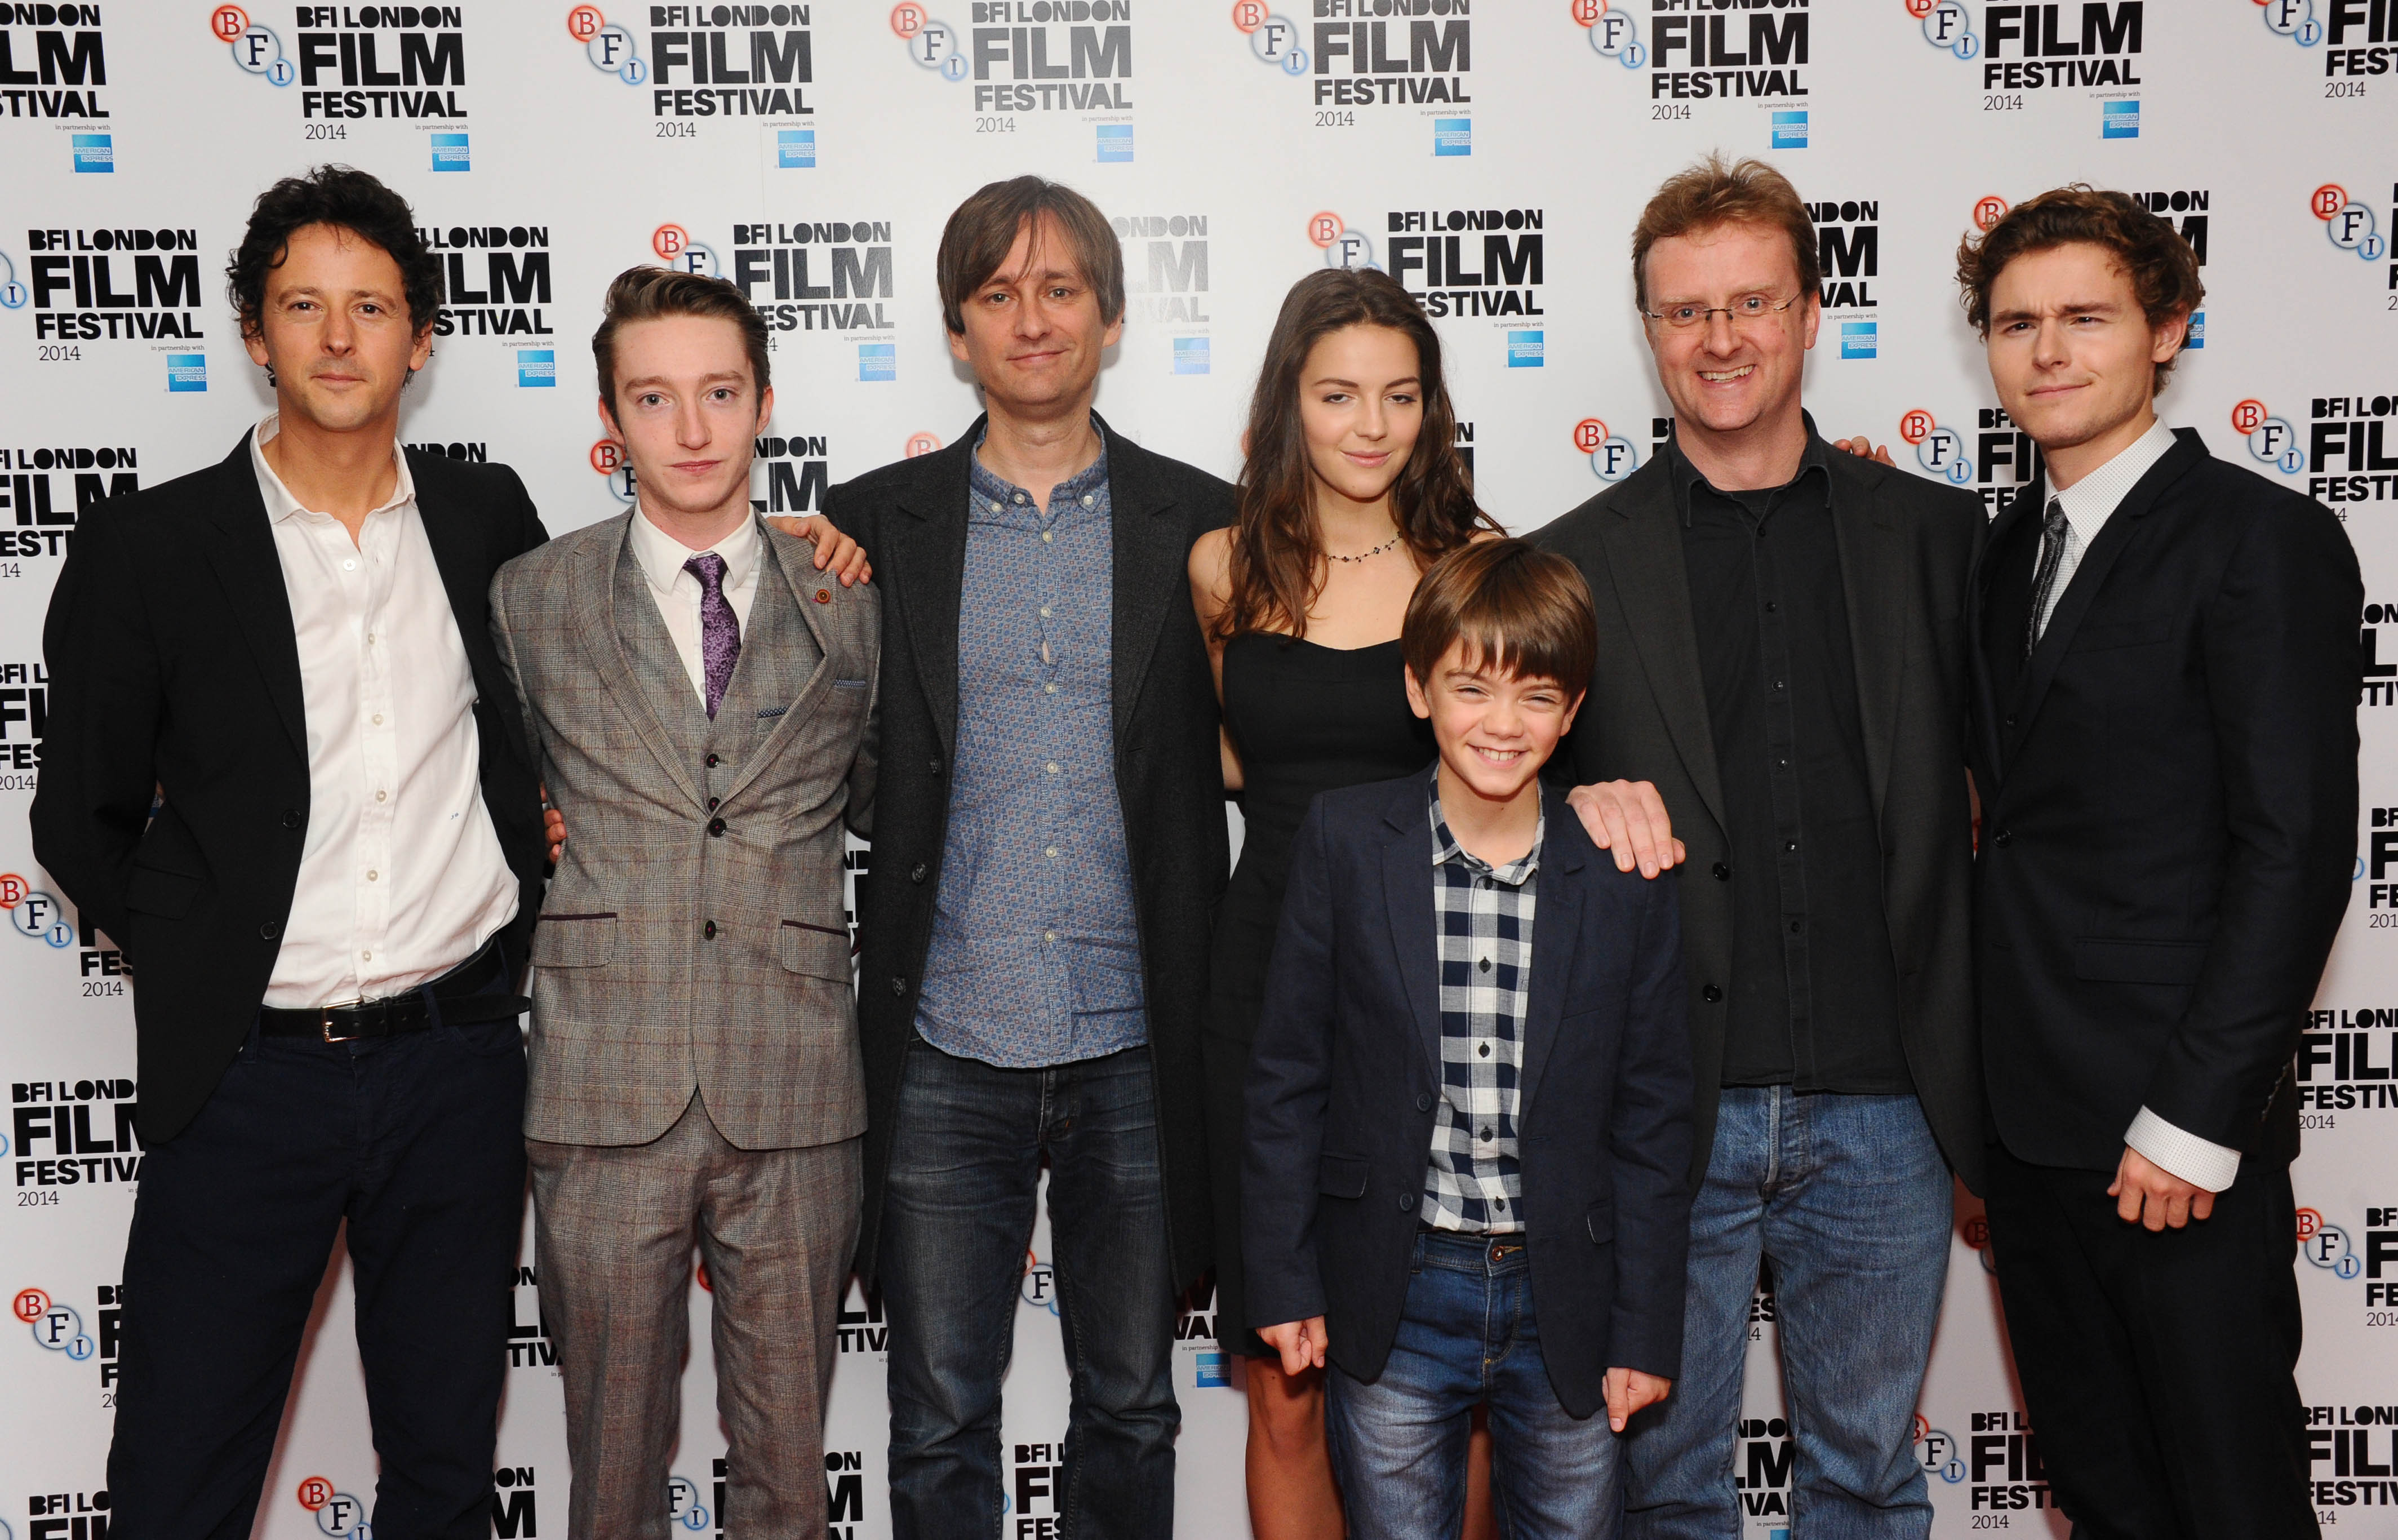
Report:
490,266,879,1538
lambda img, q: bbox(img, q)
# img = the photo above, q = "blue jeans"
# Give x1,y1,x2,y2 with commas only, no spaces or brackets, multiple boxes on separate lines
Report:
880,1038,1179,1540
1624,1089,1951,1540
1328,1230,1623,1540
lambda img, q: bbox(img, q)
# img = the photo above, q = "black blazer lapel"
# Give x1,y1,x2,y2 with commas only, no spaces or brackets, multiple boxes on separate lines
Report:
1967,472,2045,783
1515,788,1584,1121
410,451,536,775
1099,416,1185,744
2005,432,2206,749
1378,792,1445,1087
199,432,307,761
890,429,977,761
1827,453,1907,822
1593,463,1729,838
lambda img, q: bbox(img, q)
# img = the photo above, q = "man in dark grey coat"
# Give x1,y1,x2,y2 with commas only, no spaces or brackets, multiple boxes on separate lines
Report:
1533,156,1982,1540
824,177,1231,1539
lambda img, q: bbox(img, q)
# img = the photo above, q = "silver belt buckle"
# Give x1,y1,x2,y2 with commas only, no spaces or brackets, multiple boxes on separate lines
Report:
318,997,367,1043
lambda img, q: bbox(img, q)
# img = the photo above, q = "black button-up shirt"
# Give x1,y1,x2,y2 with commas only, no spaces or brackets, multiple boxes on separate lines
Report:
1671,432,1909,1093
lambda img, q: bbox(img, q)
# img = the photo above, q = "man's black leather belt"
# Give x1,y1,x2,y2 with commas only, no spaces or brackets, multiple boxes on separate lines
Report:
258,942,528,1042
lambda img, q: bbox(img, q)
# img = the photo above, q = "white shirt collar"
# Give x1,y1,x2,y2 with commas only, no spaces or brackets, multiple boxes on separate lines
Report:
2048,416,2177,543
249,412,415,525
625,500,764,599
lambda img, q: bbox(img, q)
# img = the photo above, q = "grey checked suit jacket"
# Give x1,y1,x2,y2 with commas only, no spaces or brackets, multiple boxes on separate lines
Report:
491,514,879,1150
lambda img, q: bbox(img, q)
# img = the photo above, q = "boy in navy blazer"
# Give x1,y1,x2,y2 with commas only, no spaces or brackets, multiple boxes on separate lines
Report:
1245,540,1693,1540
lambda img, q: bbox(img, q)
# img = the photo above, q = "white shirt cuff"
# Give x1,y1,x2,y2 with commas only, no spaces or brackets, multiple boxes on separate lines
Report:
2124,1106,2241,1193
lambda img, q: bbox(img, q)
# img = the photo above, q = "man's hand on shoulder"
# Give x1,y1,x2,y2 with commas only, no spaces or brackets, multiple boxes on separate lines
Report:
765,513,871,585
2108,1144,2216,1231
1831,435,1897,467
1567,780,1685,878
1605,1366,1671,1432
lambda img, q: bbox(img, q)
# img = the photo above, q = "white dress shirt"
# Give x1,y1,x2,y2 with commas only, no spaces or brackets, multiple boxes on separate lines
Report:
2033,416,2239,1193
624,503,765,706
250,415,518,1008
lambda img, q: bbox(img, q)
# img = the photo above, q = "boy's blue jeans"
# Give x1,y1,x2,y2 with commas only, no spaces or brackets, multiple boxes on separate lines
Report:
1327,1229,1625,1540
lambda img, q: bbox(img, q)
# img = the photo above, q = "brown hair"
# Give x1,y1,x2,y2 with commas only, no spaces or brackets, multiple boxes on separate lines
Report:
1631,153,1820,313
1216,268,1499,644
1954,185,2204,389
935,176,1125,336
1402,539,1596,700
591,265,771,407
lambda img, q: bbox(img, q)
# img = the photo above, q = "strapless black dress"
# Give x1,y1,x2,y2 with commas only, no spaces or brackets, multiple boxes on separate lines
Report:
1202,632,1436,1355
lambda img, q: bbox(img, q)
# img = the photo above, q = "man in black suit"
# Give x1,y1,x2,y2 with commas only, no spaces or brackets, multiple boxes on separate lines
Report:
823,177,1230,1537
1960,188,2357,1540
1533,156,1983,1538
28,168,544,1539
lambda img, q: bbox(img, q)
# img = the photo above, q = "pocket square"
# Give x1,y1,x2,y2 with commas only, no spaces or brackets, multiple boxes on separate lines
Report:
833,678,869,690
756,705,788,719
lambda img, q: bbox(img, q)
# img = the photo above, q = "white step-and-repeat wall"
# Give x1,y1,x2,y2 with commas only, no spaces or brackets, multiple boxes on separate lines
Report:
2,2,2396,1536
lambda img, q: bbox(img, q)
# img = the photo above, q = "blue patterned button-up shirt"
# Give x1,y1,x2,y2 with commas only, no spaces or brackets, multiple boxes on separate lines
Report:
914,429,1149,1068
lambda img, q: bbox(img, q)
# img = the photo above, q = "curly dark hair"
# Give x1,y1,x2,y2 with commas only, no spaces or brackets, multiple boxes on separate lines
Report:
226,165,443,344
1955,185,2204,389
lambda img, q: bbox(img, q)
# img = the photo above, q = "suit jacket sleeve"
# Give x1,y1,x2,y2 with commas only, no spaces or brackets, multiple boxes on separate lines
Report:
847,588,881,841
487,565,546,782
1243,796,1340,1328
2144,499,2361,1148
1607,868,1694,1378
29,507,161,951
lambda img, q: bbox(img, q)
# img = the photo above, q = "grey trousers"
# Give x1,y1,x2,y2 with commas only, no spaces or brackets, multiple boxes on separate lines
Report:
529,1093,863,1539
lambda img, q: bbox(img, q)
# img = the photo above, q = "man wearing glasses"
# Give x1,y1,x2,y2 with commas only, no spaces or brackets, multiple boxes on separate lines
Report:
1534,156,1984,1538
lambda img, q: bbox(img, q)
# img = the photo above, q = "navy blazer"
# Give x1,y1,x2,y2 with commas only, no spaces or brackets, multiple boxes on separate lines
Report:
1243,773,1693,1417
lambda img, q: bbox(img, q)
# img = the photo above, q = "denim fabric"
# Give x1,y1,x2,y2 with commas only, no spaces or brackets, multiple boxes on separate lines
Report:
1327,1230,1624,1540
880,1039,1178,1539
1624,1088,1951,1540
916,433,1148,1068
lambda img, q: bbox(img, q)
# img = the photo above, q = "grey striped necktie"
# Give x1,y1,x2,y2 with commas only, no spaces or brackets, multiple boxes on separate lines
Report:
2023,498,2071,659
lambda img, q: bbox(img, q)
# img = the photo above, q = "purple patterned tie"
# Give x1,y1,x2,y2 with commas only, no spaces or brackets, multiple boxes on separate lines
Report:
683,552,740,719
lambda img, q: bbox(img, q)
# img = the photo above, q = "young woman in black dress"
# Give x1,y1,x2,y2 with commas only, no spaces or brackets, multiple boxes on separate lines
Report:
1188,267,1502,1538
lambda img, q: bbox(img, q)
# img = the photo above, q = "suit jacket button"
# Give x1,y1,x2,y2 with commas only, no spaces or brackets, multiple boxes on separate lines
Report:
928,757,944,775
1993,829,2013,848
1712,862,1731,881
260,921,280,940
1702,984,1723,1003
703,920,717,940
708,816,727,836
281,809,301,829
1415,1091,1433,1112
705,752,721,768
911,863,928,883
890,976,908,997
1397,1192,1416,1213
2004,715,2019,730
708,796,720,811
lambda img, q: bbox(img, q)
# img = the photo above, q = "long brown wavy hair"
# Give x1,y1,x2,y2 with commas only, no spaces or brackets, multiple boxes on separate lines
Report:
1215,267,1497,643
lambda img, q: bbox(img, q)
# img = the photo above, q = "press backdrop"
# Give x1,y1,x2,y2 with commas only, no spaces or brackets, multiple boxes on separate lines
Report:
4,2,2397,1536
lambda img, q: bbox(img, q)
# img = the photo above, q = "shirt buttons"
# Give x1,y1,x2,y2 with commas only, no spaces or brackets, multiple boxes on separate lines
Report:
1046,846,1059,859
361,949,372,961
1015,492,1027,504
1045,762,1060,775
375,790,387,803
1041,531,1054,544
1045,683,1058,694
1043,930,1057,943
343,558,357,571
1480,1128,1493,1141
371,713,384,725
1478,1042,1491,1058
1478,957,1491,973
1039,606,1053,619
366,870,378,882
1081,495,1094,507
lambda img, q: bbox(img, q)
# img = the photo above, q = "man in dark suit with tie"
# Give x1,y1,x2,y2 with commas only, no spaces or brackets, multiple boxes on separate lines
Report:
1959,187,2359,1539
823,176,1232,1536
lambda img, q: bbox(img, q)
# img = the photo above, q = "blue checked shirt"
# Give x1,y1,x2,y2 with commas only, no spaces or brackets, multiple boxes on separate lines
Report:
1424,775,1538,1234
913,429,1149,1068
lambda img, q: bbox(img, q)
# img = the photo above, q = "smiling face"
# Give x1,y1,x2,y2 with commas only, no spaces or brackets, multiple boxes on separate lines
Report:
599,313,773,532
242,222,432,437
1983,240,2185,482
1405,640,1582,812
1298,323,1424,513
947,211,1122,419
1640,220,1818,450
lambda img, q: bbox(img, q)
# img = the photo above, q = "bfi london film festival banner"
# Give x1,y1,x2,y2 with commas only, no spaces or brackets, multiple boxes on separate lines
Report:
1,2,2396,1535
